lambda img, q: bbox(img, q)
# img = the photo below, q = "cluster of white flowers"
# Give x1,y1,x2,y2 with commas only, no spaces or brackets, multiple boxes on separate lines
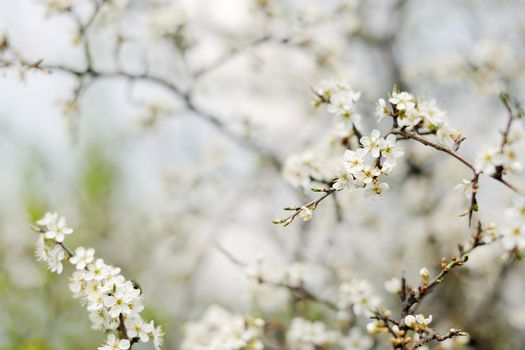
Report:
35,212,73,273
286,318,372,350
474,126,523,175
286,317,339,350
339,328,373,350
332,129,404,195
376,88,461,147
502,198,525,251
337,279,381,318
34,212,164,350
404,314,433,332
314,80,362,129
283,151,335,190
181,304,264,350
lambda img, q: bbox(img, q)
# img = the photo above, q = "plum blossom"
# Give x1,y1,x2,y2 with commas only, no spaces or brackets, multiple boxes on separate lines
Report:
360,129,382,158
70,247,95,270
98,334,130,350
389,91,415,111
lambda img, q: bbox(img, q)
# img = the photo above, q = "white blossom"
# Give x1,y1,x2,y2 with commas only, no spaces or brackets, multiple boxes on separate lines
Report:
98,334,130,350
360,129,382,158
47,244,66,274
70,247,95,270
340,328,373,350
287,317,339,350
384,277,402,294
404,314,432,330
379,134,404,166
375,98,389,122
454,179,473,199
299,206,313,221
181,305,264,350
389,91,415,111
338,279,381,316
126,316,154,343
475,145,503,174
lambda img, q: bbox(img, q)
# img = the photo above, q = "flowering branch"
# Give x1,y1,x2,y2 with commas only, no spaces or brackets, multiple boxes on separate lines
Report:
407,328,467,350
31,212,164,350
215,243,338,311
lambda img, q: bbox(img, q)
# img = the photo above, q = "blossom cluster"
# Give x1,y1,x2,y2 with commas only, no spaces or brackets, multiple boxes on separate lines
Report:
286,317,340,350
337,278,381,318
313,80,362,129
376,87,461,147
286,318,373,350
474,124,523,175
333,129,404,195
502,198,525,251
181,304,265,350
34,212,164,350
282,80,363,191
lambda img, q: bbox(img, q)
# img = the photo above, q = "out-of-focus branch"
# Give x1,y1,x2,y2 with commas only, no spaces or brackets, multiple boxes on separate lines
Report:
215,243,338,311
192,34,272,79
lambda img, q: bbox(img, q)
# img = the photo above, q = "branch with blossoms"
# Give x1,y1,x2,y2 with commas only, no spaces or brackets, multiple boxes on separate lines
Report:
271,82,525,349
31,212,164,350
275,84,524,226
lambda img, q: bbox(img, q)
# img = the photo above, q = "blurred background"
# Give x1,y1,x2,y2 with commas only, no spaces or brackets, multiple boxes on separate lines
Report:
0,0,524,349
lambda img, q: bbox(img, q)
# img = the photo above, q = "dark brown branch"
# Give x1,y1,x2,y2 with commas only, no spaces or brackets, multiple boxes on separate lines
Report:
408,328,467,350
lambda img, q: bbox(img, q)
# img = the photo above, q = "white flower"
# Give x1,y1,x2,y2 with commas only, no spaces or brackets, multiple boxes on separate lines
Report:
299,207,313,221
384,277,402,294
502,224,525,250
338,279,381,316
475,145,503,174
360,129,382,158
375,98,389,122
98,334,130,350
404,314,432,330
397,105,421,128
454,179,473,199
356,165,381,185
86,259,110,281
404,315,416,328
506,198,525,221
47,244,65,274
37,212,58,227
364,180,390,196
70,247,95,270
35,235,49,263
126,316,154,342
342,148,367,174
287,317,340,349
333,168,354,191
501,145,522,173
416,314,432,326
340,328,373,350
379,134,404,166
328,92,356,116
150,321,165,350
389,91,415,111
43,216,73,243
